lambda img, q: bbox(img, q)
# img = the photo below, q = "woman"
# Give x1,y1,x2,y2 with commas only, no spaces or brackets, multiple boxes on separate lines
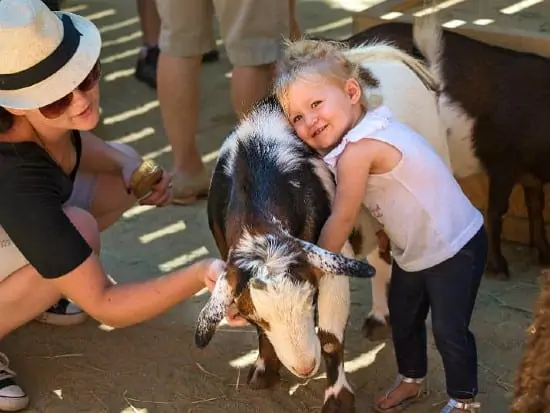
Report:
0,1,225,411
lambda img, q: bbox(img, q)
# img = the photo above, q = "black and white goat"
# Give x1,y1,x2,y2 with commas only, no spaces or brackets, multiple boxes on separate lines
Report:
197,95,376,412
341,17,550,280
194,40,451,412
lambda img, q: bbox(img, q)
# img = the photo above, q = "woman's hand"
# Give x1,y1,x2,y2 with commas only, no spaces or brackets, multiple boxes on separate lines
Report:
202,258,226,292
201,258,249,327
225,305,249,327
139,170,173,206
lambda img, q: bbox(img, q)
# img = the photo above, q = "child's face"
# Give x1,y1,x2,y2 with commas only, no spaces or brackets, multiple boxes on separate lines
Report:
286,76,363,152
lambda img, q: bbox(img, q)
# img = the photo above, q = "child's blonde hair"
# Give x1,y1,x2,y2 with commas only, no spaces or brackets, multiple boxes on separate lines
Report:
274,39,372,116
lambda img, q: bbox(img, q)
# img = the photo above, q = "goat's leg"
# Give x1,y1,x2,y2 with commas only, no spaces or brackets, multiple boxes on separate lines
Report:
521,175,550,266
486,173,516,280
362,248,392,341
317,274,355,413
247,328,282,390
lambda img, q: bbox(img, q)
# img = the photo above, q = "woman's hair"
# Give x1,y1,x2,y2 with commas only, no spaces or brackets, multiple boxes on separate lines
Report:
274,39,366,115
0,107,14,133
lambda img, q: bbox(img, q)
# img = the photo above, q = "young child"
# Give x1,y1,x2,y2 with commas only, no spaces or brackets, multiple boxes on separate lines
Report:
274,39,487,413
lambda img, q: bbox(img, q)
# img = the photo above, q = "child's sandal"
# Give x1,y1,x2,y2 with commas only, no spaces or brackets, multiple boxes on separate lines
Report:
441,399,481,412
373,375,430,412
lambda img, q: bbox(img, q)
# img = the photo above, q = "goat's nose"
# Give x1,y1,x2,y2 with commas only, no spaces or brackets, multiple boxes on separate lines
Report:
293,360,317,377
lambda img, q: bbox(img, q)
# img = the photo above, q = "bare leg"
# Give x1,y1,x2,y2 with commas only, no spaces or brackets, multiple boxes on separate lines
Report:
134,0,161,88
157,54,204,176
0,207,100,338
289,0,301,40
156,53,211,203
137,0,160,46
231,64,275,119
89,143,139,231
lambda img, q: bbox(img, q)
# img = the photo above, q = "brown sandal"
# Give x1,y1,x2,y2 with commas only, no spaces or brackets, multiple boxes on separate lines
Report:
373,375,430,412
170,169,211,206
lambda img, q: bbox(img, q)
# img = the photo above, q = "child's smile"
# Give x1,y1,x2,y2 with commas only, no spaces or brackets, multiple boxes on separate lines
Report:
286,75,363,152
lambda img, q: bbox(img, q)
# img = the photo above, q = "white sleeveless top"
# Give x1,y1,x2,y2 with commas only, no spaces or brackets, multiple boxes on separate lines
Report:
324,106,483,272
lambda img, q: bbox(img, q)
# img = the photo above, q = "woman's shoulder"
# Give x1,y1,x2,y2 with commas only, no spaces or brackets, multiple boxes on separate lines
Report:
0,140,43,157
0,140,51,167
0,141,61,190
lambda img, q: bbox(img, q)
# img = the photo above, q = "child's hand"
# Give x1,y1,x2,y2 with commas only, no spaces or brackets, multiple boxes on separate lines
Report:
376,230,391,264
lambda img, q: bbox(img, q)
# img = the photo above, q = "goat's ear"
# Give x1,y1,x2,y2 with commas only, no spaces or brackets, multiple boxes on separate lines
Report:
194,271,234,348
296,238,376,278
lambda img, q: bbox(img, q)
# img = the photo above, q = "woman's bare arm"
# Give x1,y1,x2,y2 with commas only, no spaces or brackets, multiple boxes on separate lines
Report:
49,254,219,328
78,131,141,180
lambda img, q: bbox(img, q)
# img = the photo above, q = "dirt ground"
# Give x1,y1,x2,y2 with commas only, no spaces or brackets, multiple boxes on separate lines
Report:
5,0,550,412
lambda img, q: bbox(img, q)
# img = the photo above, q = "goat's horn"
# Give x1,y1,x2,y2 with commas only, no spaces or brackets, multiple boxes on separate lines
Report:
194,272,234,348
297,239,376,278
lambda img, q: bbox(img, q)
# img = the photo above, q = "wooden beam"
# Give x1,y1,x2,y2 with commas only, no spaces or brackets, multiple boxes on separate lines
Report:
389,0,425,12
352,12,550,59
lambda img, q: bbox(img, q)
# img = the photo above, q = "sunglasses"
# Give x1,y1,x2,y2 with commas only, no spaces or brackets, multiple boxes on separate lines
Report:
39,60,101,119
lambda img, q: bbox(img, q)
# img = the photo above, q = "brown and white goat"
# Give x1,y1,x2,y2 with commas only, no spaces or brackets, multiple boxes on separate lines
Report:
195,40,451,411
341,17,550,280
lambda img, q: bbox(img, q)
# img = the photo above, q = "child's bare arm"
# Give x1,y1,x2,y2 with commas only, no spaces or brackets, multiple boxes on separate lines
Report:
318,140,375,253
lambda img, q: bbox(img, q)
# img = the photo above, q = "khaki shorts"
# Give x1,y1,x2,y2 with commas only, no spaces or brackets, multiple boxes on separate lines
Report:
155,0,290,66
0,170,97,282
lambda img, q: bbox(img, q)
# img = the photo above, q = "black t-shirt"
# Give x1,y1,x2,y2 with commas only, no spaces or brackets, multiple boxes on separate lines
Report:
0,131,93,279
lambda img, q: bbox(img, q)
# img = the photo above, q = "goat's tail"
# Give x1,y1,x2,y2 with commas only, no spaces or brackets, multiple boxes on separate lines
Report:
344,42,439,93
413,14,445,87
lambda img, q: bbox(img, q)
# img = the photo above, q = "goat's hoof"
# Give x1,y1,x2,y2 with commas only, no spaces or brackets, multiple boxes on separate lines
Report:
362,314,391,341
486,258,510,281
322,388,355,413
247,363,280,390
538,248,550,266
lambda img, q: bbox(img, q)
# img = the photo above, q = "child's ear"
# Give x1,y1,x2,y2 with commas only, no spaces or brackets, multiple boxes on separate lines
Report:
345,78,362,105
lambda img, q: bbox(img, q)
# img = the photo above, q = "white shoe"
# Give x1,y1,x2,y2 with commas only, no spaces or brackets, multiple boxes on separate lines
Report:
0,353,29,412
35,298,88,326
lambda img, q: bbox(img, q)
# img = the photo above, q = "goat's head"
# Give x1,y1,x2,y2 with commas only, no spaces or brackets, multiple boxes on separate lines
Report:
195,229,375,378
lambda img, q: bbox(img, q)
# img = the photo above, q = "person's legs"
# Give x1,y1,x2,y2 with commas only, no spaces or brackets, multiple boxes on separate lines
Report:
289,0,301,41
374,262,431,411
87,142,139,230
135,0,220,90
155,0,215,204
214,0,290,118
427,228,487,412
134,0,162,89
0,207,100,412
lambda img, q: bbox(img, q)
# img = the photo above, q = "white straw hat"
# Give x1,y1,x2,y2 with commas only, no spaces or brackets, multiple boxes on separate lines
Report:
0,0,101,109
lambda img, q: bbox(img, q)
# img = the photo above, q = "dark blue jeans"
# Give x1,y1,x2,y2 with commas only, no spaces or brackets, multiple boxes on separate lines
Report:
388,227,488,400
